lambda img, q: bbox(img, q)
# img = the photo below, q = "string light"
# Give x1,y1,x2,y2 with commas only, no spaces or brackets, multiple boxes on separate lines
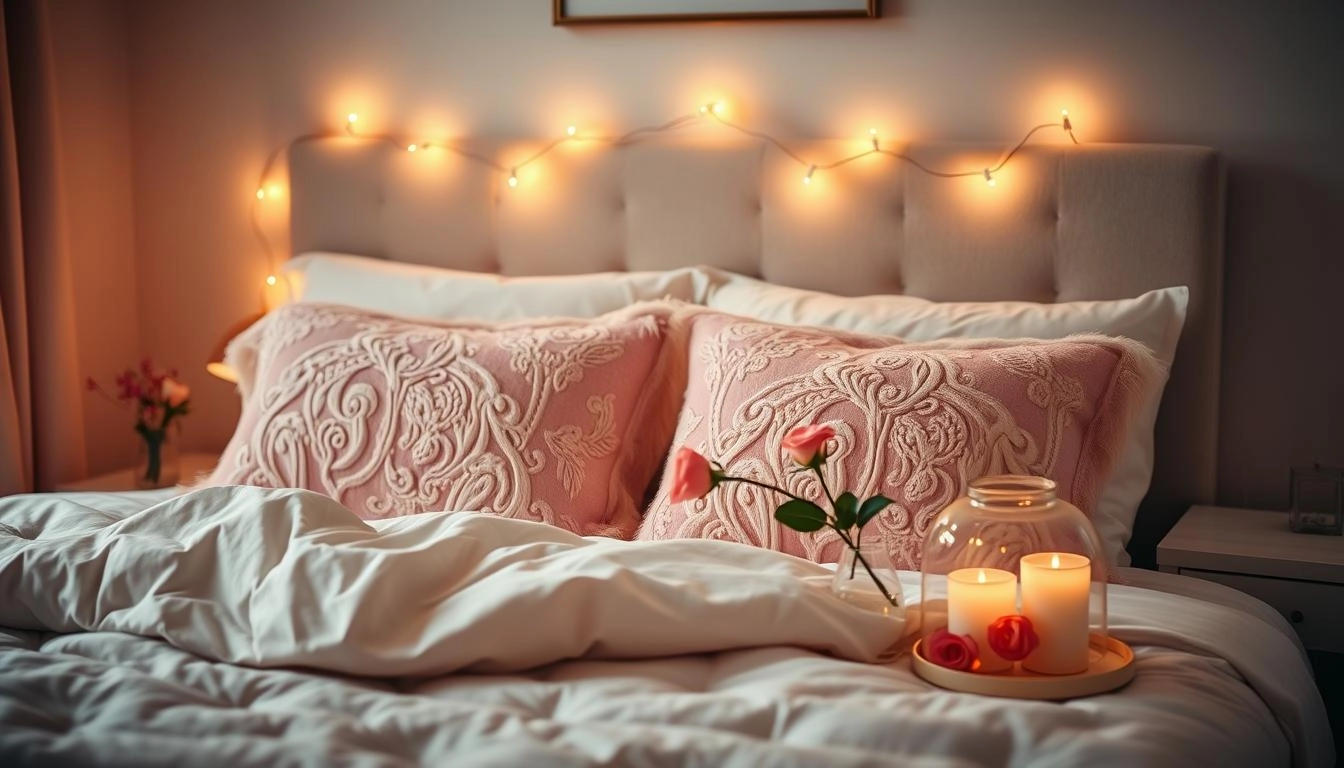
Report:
250,102,1080,288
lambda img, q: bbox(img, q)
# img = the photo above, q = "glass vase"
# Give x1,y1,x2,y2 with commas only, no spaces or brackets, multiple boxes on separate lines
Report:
134,423,181,490
832,540,904,618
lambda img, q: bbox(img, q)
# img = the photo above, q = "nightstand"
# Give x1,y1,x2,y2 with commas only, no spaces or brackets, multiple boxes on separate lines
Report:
53,452,219,493
1157,505,1344,653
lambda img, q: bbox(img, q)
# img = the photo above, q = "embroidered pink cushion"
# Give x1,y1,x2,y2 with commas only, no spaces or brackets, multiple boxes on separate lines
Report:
637,311,1160,569
205,302,679,537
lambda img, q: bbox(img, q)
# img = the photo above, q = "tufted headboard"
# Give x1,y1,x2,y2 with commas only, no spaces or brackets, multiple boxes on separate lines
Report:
287,136,1224,565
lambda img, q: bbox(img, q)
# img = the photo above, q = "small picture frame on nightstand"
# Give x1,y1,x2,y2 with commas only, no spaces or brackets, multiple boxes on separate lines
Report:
1289,464,1343,536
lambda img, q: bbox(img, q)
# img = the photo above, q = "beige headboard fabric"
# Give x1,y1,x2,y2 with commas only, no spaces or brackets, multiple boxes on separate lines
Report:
288,137,1224,564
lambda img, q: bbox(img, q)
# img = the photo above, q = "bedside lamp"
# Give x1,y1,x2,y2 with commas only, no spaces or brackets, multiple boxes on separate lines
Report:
206,312,265,383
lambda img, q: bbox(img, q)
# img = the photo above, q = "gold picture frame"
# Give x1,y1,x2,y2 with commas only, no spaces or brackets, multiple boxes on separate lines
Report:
554,0,878,25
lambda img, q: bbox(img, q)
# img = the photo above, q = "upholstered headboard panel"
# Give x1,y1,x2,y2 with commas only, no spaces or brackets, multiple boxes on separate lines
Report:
288,137,1224,564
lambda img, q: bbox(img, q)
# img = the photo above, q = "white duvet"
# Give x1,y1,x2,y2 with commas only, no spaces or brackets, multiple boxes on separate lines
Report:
0,486,1334,768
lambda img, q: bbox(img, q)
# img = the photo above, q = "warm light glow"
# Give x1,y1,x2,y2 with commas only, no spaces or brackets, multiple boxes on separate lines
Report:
712,101,725,115
869,128,879,151
266,185,282,199
1061,109,1073,131
507,170,518,188
803,165,816,186
1051,554,1061,569
566,125,577,136
347,112,359,124
976,570,986,584
265,274,277,286
407,143,418,152
255,188,266,200
983,168,997,187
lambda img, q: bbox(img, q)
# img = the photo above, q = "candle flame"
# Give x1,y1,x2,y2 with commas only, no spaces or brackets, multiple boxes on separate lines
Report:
977,569,986,584
1051,554,1060,569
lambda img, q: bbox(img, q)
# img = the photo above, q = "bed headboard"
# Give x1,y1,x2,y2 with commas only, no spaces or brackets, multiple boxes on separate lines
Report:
287,136,1224,565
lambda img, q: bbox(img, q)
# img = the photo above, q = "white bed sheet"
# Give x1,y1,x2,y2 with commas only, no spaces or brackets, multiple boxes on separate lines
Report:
0,487,1334,768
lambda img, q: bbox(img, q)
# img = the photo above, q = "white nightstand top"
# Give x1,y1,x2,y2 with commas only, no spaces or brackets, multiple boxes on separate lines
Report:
1157,505,1344,585
54,452,219,493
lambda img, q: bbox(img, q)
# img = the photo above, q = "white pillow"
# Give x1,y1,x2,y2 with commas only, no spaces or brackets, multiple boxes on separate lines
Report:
704,268,1189,568
280,252,715,322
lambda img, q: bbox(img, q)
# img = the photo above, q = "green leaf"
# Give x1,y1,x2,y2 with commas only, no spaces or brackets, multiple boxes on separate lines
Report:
834,492,858,530
774,499,828,532
857,495,895,528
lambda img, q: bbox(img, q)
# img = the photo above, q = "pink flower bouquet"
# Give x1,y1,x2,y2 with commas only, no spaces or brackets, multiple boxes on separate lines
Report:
87,359,191,486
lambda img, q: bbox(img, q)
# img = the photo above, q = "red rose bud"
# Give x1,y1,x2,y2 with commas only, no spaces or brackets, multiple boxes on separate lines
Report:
986,615,1040,662
926,628,979,671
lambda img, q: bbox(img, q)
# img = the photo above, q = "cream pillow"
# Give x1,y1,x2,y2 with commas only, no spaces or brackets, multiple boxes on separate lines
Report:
704,268,1189,568
281,252,715,322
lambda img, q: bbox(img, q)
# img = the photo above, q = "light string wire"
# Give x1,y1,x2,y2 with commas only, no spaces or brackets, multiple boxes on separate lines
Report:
251,105,1079,280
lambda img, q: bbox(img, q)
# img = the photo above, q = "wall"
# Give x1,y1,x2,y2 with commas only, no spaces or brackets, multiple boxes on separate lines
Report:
103,0,1341,512
47,0,140,476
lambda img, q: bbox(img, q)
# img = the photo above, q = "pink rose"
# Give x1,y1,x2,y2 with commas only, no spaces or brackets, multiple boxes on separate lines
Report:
669,447,717,504
926,628,979,671
782,424,835,466
161,378,190,408
987,615,1040,662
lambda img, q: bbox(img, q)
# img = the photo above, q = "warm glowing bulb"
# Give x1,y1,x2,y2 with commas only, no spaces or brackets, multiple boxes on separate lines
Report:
803,165,816,186
983,168,997,187
407,144,418,152
507,170,518,188
869,128,879,150
347,112,359,124
255,188,266,200
566,125,576,136
698,104,709,115
1061,109,1073,131
265,275,277,286
712,101,725,115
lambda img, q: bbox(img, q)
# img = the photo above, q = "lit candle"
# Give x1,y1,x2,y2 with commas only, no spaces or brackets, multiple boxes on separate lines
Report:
946,567,1018,673
1019,552,1091,675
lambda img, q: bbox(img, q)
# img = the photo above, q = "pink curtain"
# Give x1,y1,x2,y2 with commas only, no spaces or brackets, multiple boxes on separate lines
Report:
1,0,87,494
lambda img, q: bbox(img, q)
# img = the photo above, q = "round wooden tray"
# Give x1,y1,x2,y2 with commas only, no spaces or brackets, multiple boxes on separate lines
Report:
911,634,1135,700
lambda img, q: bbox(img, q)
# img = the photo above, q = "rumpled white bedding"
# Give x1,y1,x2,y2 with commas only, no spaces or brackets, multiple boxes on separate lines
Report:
0,486,1334,768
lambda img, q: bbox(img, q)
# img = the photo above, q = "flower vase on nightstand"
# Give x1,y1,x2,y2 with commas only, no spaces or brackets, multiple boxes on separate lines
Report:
89,358,192,491
134,422,181,489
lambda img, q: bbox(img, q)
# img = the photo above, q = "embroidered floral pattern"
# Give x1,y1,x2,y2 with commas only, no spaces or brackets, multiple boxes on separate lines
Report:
640,314,1151,569
208,303,670,536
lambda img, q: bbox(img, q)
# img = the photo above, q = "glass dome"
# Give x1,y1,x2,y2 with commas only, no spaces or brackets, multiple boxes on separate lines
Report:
918,474,1108,676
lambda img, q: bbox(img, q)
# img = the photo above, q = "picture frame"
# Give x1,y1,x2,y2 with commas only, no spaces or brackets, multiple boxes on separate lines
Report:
554,0,878,25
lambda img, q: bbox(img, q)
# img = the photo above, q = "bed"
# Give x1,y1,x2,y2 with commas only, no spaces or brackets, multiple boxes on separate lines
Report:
0,132,1335,767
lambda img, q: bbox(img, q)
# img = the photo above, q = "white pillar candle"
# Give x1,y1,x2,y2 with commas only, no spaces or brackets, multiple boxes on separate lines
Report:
1020,552,1092,675
946,567,1018,673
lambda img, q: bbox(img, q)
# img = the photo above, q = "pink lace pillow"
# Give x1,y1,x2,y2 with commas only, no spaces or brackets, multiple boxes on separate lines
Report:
206,302,680,537
637,311,1161,569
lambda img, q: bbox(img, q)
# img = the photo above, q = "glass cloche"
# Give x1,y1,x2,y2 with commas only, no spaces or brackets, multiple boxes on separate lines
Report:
918,474,1109,677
